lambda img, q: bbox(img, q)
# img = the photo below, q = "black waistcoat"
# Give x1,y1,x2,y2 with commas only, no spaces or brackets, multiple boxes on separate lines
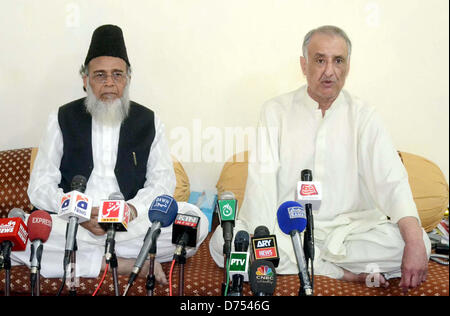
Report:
57,98,155,200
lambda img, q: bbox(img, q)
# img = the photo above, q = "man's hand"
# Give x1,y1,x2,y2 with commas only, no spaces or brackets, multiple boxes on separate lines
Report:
399,239,428,293
398,217,428,293
128,203,138,222
80,206,106,236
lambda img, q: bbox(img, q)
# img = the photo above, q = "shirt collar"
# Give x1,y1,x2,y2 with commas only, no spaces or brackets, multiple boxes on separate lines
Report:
301,85,345,115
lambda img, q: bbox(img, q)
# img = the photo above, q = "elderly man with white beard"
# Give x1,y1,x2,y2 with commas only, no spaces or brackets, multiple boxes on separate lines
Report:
11,25,208,287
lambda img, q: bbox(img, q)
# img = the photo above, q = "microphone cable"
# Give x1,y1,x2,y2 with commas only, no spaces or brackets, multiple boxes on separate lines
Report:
92,263,109,296
169,259,176,296
224,257,231,296
56,257,68,296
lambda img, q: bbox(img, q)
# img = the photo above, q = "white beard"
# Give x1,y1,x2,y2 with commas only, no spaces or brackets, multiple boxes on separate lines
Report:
84,82,130,126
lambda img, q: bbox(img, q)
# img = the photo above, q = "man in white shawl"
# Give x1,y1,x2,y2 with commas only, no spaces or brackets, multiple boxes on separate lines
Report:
210,25,431,292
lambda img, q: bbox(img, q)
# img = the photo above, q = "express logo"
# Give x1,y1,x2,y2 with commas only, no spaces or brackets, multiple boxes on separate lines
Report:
300,184,318,196
256,265,274,277
102,201,120,218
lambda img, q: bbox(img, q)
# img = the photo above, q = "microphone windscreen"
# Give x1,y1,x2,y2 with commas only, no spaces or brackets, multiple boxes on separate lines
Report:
219,191,235,200
254,225,270,238
71,175,87,193
108,191,125,200
8,208,26,221
234,230,250,252
148,195,178,227
301,169,313,181
249,260,277,295
27,210,52,243
276,201,307,235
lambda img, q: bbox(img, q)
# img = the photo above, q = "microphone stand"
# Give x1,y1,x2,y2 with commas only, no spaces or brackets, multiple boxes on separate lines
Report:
36,271,41,296
146,254,156,296
222,240,231,296
105,226,120,296
303,203,314,292
146,233,158,296
2,249,11,296
110,253,120,296
176,247,186,296
222,254,228,296
69,241,77,296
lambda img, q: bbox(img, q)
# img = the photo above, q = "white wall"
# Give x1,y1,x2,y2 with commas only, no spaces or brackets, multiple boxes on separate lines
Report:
1,0,448,192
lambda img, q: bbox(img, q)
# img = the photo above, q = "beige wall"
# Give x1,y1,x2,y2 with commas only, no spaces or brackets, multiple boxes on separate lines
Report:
1,0,448,191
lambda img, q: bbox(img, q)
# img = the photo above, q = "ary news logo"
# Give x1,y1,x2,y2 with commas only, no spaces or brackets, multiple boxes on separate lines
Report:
287,205,306,220
253,238,277,260
256,265,275,282
300,184,318,196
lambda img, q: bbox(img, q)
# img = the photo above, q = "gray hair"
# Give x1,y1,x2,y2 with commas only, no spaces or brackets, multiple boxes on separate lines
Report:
302,25,352,61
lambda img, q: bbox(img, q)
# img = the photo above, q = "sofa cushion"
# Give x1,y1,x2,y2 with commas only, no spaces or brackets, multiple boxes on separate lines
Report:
215,151,249,210
0,148,33,216
399,151,449,232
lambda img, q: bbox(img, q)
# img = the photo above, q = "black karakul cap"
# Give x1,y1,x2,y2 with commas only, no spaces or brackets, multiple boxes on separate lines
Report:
84,24,130,66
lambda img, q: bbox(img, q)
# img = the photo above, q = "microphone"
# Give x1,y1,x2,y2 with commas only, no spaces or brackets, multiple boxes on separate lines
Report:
27,210,52,295
58,175,92,255
216,191,237,257
297,169,318,265
0,208,28,269
28,210,52,274
277,200,313,296
98,192,129,263
171,212,200,260
228,230,250,296
124,195,178,295
249,260,277,296
296,169,322,211
251,226,280,267
98,192,130,232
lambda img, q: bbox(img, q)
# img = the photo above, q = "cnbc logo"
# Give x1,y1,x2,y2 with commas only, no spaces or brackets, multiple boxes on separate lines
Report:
256,265,274,282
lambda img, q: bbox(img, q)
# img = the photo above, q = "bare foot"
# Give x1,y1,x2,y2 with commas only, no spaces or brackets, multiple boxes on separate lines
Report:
342,269,390,288
101,257,168,285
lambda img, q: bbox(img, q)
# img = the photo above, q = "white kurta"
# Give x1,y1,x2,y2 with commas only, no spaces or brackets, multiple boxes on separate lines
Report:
12,107,209,278
209,85,430,278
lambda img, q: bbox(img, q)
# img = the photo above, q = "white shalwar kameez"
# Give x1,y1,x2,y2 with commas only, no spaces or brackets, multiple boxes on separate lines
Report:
11,110,208,278
209,85,431,279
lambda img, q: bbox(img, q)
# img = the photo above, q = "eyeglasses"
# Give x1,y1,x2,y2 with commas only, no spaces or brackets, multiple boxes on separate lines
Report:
90,71,127,84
